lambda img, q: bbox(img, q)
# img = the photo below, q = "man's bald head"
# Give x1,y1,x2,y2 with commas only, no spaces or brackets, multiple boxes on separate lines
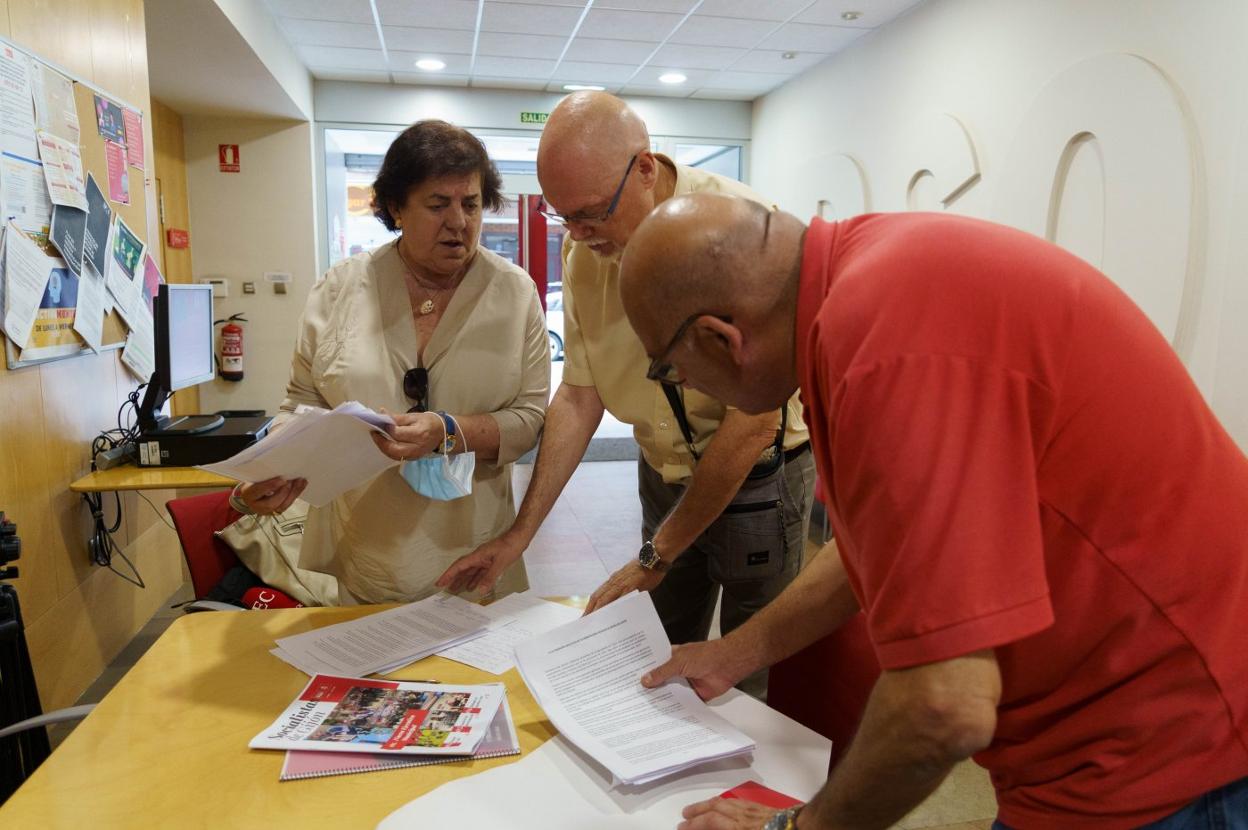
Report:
619,192,807,413
538,92,649,173
537,93,673,257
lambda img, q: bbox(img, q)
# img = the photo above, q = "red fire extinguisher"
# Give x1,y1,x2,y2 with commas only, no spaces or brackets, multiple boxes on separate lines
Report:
215,314,247,382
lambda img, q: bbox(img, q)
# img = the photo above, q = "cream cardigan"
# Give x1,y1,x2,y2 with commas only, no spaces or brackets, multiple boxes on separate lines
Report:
276,241,549,603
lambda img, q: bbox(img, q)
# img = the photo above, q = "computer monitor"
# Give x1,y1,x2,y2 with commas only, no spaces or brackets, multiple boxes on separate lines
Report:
137,284,224,435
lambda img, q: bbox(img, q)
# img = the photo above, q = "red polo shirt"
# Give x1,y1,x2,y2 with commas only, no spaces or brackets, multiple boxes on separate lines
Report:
796,213,1248,828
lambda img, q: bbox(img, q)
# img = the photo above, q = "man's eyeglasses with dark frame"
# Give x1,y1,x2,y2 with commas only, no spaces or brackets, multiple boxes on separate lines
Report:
537,153,640,227
645,313,730,386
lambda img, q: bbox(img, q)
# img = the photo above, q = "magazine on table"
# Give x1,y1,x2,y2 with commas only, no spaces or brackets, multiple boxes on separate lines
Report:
280,696,521,781
250,674,506,757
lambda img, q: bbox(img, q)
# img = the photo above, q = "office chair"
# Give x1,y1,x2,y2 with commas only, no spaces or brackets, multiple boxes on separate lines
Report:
165,490,301,610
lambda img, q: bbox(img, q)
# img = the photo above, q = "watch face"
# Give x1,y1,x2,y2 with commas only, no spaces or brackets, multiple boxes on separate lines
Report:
639,541,658,568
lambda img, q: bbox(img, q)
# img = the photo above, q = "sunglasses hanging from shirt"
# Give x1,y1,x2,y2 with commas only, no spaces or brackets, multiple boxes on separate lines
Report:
404,366,429,413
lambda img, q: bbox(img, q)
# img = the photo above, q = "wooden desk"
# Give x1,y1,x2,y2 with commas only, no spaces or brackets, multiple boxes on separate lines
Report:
0,607,557,828
69,463,233,493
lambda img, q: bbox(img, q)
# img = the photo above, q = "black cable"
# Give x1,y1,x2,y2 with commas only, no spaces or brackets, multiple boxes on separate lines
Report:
83,383,150,588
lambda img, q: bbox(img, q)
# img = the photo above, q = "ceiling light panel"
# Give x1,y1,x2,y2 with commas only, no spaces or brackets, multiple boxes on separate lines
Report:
732,48,828,73
794,0,924,27
390,51,473,73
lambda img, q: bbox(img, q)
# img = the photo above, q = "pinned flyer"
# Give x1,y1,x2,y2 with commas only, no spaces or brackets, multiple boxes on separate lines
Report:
36,131,87,211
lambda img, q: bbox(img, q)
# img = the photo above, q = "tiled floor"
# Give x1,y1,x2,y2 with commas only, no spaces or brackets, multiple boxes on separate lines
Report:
46,460,997,828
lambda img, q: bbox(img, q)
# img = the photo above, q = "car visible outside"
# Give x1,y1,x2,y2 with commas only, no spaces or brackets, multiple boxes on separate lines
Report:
546,290,564,362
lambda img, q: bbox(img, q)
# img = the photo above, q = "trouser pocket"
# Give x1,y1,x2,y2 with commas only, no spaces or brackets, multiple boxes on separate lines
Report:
706,470,790,583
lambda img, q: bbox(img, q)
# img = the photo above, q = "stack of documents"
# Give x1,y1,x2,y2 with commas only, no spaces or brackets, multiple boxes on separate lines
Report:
436,591,582,675
514,592,756,786
272,593,494,677
200,401,399,507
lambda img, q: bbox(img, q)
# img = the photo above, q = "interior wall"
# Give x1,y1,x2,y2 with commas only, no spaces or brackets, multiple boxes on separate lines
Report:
151,97,198,415
0,0,185,712
182,117,318,414
750,0,1248,449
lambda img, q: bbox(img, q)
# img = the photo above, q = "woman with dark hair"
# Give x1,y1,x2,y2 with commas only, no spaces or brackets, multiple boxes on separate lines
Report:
234,120,549,604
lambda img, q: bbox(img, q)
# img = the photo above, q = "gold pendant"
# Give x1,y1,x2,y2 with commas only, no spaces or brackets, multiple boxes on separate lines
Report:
420,299,435,315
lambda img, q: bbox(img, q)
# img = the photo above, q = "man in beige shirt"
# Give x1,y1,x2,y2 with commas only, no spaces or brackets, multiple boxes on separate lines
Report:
437,92,814,650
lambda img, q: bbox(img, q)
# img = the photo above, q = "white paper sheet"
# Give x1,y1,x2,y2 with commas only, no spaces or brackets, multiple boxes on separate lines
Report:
199,401,401,507
2,220,51,348
272,593,494,678
378,690,832,829
514,592,755,786
437,592,582,675
0,45,37,161
30,61,80,143
120,303,154,380
36,131,87,211
73,264,105,350
1,151,52,235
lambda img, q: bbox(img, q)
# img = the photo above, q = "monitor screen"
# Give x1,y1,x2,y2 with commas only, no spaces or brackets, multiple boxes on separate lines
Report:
163,284,215,391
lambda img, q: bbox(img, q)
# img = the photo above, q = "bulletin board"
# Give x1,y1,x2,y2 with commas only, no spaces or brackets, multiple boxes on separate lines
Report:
1,33,153,371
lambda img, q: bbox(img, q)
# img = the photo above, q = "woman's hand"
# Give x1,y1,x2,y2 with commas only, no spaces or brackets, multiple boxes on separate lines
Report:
238,477,307,515
371,411,446,461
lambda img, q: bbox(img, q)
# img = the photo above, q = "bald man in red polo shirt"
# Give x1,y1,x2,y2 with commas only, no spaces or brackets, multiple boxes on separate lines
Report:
623,193,1248,830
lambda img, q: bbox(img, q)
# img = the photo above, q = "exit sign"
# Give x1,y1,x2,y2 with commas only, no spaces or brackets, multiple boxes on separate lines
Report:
520,111,548,125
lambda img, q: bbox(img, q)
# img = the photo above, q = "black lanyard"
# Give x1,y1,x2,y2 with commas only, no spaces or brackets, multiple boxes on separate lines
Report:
660,382,786,465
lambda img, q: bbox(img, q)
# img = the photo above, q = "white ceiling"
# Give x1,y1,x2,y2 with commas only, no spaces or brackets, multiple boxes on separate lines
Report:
264,0,924,101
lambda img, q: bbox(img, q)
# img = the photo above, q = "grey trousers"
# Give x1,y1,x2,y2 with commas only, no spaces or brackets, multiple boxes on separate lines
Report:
639,448,816,645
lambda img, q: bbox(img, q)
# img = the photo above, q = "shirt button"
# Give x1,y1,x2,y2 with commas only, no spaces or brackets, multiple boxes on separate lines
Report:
658,420,670,430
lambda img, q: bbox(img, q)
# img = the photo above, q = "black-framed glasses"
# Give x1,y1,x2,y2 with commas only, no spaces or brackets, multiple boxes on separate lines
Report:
645,313,730,385
404,367,429,413
537,153,639,227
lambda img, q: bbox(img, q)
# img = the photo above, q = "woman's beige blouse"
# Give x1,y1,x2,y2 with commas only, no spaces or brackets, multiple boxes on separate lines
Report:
277,241,549,603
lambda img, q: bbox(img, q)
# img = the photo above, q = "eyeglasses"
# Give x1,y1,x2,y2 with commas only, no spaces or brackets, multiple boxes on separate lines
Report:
645,313,730,385
537,153,639,227
404,367,429,413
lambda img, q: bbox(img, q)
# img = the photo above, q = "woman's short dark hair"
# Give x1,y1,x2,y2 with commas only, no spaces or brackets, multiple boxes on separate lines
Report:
371,120,505,231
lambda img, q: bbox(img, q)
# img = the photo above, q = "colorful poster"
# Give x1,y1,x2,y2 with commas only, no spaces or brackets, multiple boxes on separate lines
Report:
94,94,126,144
141,251,162,314
104,139,129,204
20,262,85,361
36,130,87,210
31,61,80,143
49,203,86,275
112,216,143,278
123,108,144,170
82,173,112,276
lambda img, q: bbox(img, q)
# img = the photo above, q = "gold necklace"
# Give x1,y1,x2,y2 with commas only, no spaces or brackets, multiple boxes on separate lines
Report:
396,243,460,315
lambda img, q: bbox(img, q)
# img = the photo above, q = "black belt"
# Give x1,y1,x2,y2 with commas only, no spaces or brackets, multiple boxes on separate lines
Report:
749,441,810,479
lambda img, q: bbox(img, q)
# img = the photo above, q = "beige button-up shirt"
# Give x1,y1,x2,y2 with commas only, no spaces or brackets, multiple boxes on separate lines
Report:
277,241,549,603
560,156,809,484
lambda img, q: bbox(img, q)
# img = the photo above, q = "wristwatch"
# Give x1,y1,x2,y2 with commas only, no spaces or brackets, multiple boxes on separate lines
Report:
433,411,457,454
637,540,669,572
762,805,803,830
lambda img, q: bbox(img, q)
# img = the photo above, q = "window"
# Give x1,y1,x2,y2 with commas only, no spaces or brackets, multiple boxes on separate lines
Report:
674,143,743,181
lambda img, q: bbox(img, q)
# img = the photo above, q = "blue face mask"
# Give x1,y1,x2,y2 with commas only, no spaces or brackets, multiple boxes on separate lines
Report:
399,413,475,501
401,452,475,500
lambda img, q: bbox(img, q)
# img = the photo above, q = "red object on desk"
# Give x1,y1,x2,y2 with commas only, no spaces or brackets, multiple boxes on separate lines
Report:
720,781,803,809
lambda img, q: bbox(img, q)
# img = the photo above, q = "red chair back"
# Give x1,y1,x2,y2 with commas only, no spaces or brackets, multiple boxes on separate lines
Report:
768,611,881,771
165,490,243,599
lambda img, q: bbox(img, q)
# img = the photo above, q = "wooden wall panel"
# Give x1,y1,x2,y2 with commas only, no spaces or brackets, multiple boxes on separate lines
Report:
2,0,187,713
151,98,199,414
